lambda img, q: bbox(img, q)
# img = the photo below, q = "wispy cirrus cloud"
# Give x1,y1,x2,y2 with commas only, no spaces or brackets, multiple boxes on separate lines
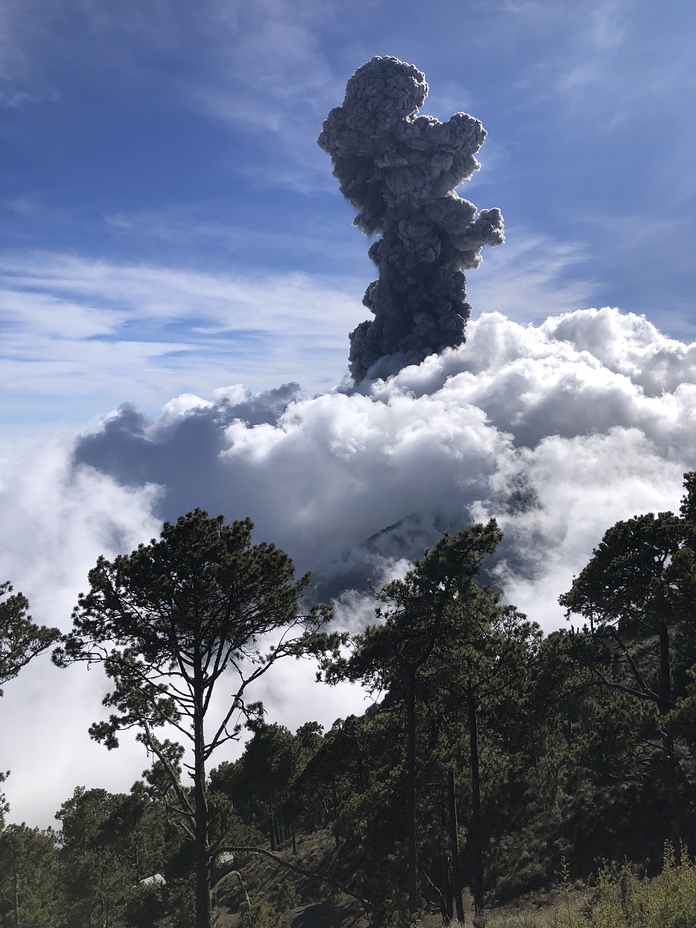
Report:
466,229,595,321
0,250,364,434
0,0,61,106
0,219,601,437
104,204,368,270
183,0,342,126
488,0,694,131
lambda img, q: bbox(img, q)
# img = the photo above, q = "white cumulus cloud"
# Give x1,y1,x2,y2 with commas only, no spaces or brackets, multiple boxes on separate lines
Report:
1,306,694,827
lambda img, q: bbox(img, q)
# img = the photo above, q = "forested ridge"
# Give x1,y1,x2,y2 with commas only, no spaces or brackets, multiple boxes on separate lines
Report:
3,474,696,928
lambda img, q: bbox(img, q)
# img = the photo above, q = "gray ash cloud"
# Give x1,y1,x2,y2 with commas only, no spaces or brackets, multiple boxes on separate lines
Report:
318,55,504,381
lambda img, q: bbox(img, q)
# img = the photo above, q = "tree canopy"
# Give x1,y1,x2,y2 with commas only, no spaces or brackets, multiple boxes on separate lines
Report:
0,582,59,697
54,509,338,928
324,520,540,919
1,580,60,830
560,472,696,716
5,483,696,924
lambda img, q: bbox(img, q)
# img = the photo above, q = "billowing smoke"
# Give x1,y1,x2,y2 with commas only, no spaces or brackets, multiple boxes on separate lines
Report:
318,56,504,380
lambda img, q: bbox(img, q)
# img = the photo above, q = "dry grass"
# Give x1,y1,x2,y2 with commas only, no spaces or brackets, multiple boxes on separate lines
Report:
214,839,696,928
472,845,696,928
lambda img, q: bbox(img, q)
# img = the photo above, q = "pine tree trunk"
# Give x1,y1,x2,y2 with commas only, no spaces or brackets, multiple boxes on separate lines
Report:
658,620,672,715
194,786,212,928
447,767,465,924
467,684,484,918
406,668,419,916
193,664,212,928
11,830,19,928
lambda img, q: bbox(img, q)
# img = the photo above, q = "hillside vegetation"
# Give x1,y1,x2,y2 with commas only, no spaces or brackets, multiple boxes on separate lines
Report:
2,474,696,927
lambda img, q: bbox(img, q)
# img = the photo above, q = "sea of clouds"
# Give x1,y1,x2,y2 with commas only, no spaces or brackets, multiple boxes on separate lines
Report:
1,305,695,825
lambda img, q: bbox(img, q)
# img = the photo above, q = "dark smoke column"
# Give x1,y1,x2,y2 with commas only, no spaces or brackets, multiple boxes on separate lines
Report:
318,56,504,381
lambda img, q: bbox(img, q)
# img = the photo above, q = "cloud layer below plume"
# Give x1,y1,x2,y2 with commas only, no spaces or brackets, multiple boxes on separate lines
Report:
70,305,696,615
1,306,695,827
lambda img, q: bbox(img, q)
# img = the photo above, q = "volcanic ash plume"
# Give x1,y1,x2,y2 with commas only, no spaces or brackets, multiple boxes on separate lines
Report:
318,56,504,381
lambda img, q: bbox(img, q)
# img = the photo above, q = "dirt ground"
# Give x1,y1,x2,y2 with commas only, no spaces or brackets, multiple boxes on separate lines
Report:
212,829,556,928
280,901,369,927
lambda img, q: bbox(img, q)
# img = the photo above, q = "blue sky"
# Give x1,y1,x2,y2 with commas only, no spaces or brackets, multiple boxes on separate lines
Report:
2,0,696,826
2,0,694,436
